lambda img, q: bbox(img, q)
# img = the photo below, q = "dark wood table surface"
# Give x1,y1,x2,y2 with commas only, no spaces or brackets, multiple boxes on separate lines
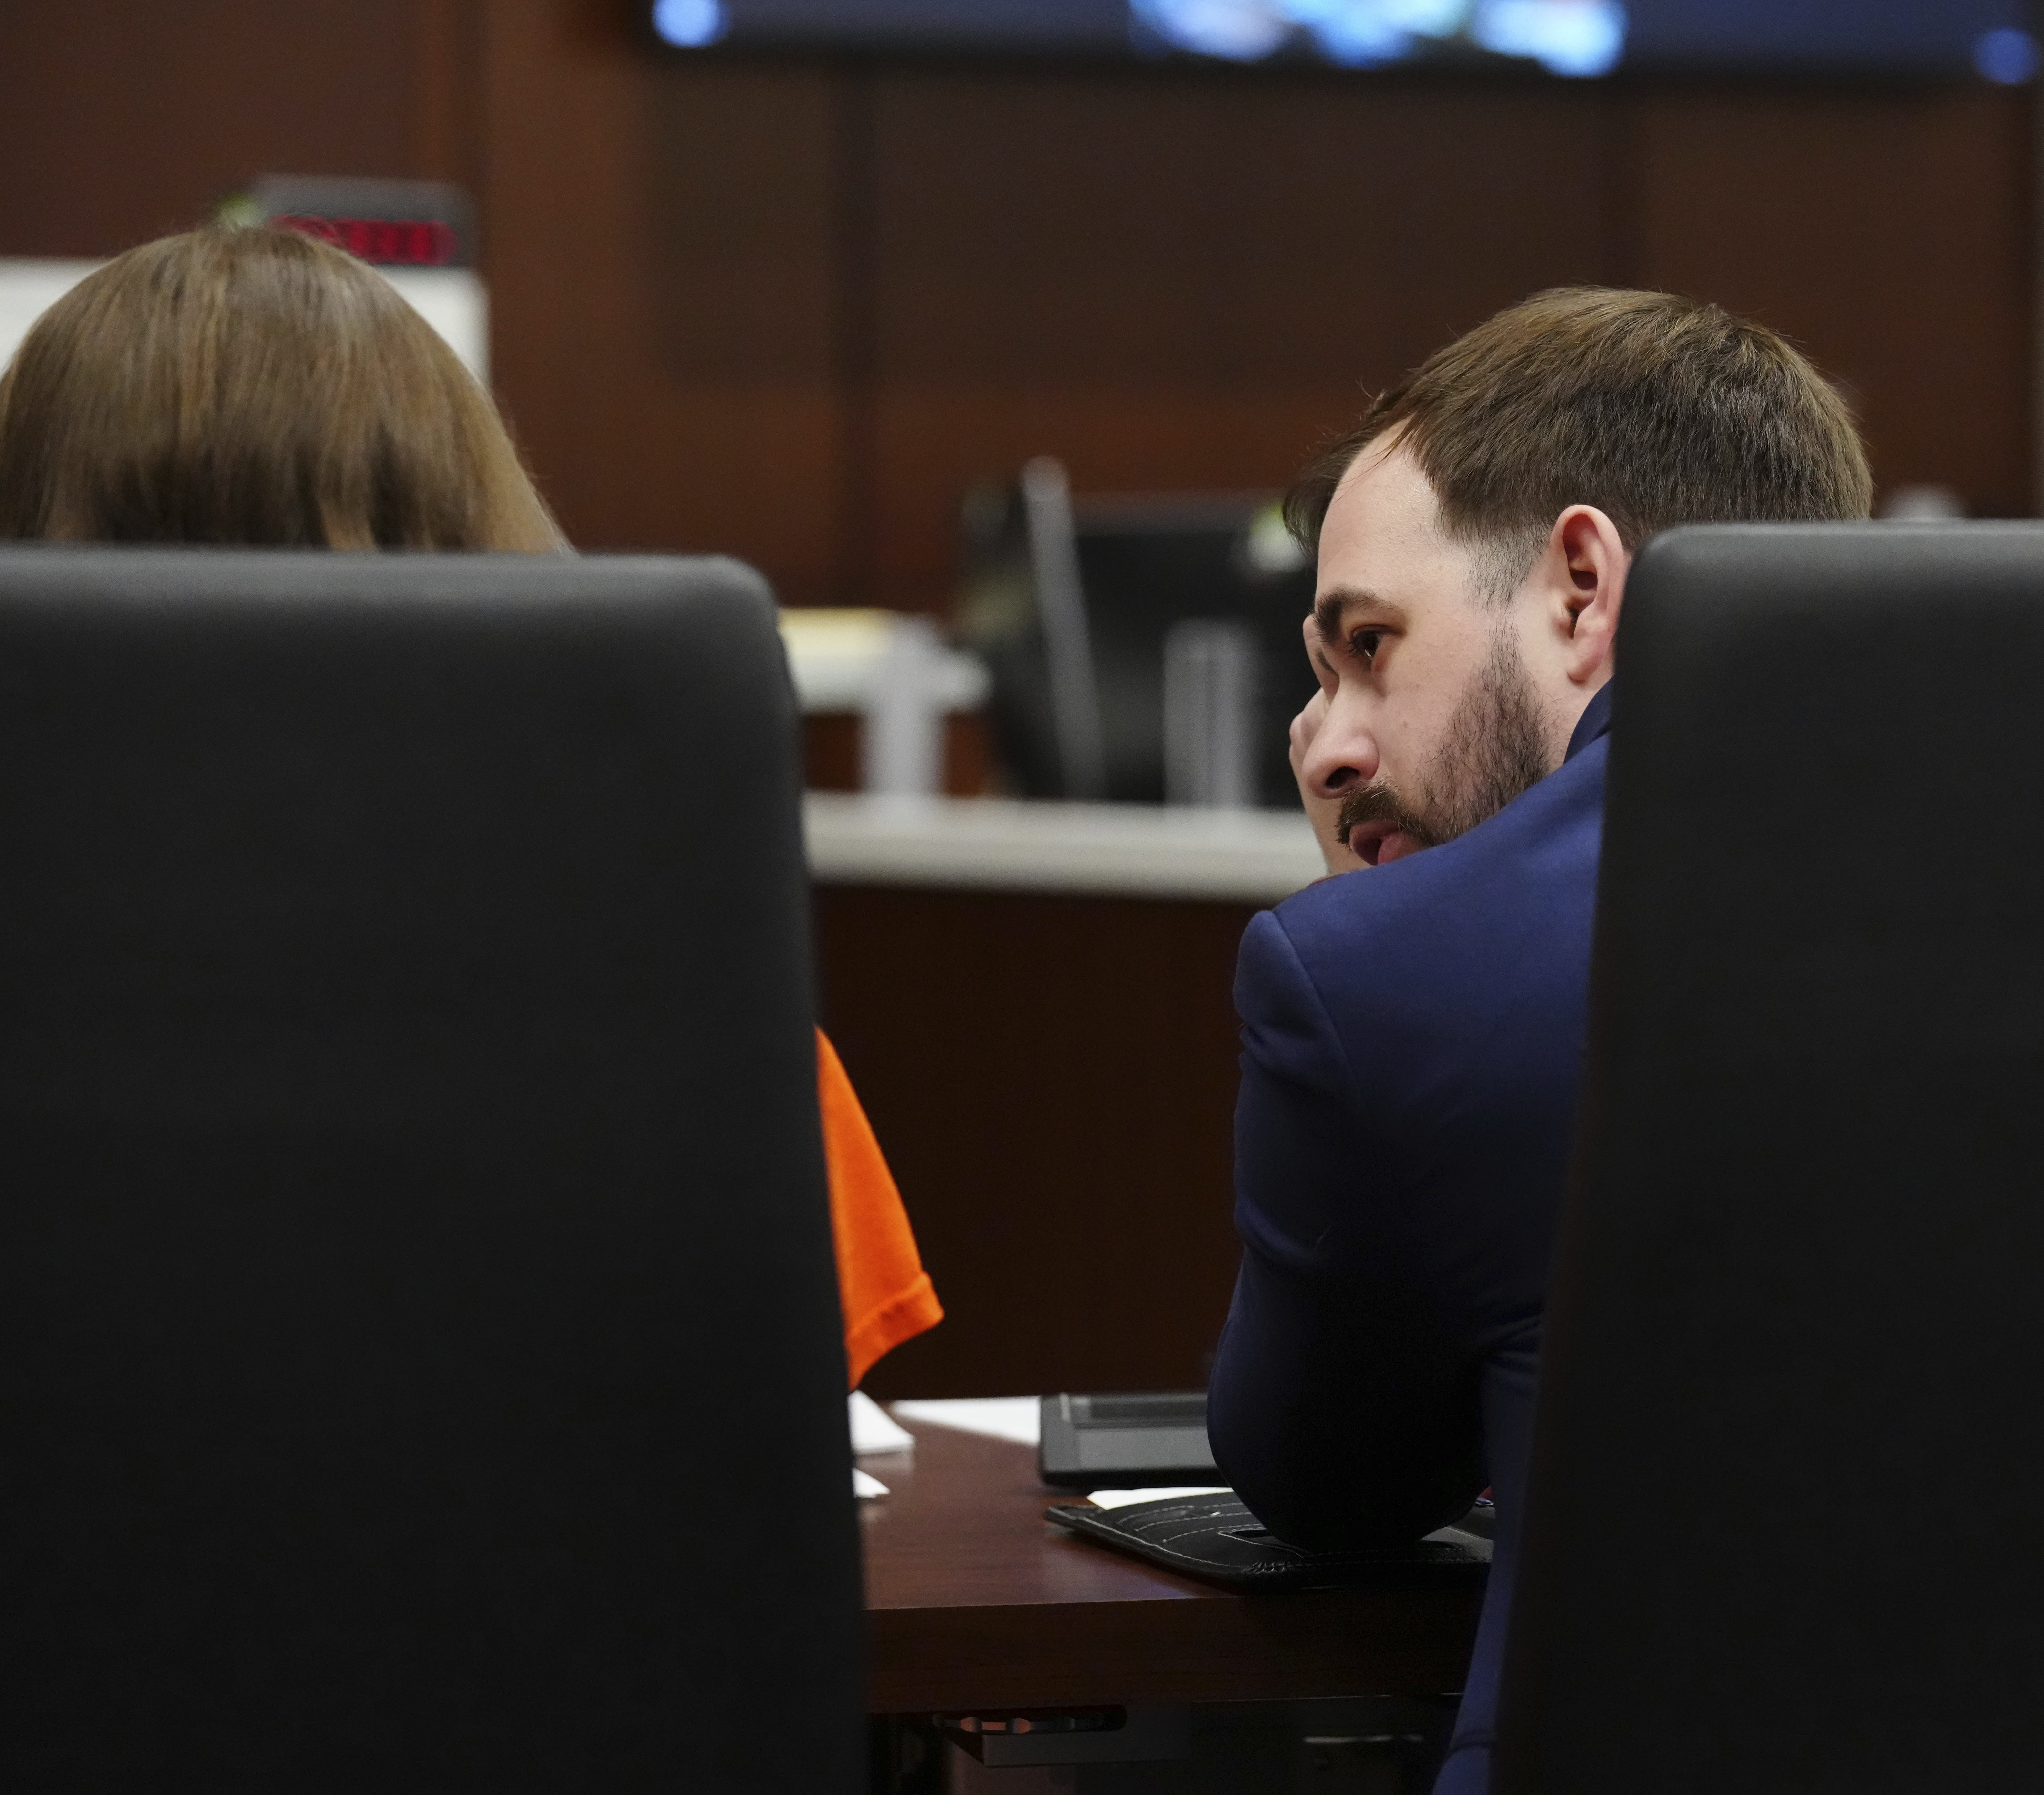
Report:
861,1417,1483,1715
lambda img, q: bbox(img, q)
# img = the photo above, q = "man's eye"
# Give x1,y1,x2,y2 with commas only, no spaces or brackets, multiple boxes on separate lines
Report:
1350,629,1384,665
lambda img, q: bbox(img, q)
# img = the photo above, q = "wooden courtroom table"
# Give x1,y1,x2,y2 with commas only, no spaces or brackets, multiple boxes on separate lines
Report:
862,1417,1482,1716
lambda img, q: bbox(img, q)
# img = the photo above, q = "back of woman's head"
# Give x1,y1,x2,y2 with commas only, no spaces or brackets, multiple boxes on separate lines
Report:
0,226,561,551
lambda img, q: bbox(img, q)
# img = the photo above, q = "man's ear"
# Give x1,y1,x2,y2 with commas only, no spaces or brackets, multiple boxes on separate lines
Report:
1541,504,1629,687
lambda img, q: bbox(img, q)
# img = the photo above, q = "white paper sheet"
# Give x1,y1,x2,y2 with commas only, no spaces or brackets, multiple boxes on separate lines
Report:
853,1467,890,1499
888,1395,1042,1446
849,1389,915,1456
1085,1487,1229,1510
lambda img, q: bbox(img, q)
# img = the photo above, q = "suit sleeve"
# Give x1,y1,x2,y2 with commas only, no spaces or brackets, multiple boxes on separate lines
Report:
1206,908,1485,1548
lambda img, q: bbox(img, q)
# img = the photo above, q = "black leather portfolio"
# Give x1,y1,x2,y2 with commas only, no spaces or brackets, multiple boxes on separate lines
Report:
1046,1491,1492,1591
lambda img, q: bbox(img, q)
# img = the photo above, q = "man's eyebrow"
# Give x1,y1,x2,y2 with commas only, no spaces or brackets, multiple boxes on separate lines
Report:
1313,587,1397,644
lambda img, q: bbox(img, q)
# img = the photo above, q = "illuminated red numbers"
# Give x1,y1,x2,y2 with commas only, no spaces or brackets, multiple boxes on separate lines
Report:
272,214,459,267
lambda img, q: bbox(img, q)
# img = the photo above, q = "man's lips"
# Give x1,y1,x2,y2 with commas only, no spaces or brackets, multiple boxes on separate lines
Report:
1345,821,1419,868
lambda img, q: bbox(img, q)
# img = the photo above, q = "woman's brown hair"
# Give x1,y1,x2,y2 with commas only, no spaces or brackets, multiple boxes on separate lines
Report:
0,226,562,551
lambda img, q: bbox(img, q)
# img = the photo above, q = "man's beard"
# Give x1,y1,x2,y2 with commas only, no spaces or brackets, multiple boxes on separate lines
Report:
1336,632,1553,857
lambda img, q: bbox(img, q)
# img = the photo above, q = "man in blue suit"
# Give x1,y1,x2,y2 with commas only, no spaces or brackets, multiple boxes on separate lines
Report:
1206,289,1874,1795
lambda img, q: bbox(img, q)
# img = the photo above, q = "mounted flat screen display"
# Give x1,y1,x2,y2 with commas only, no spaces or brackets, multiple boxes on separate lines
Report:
651,0,2038,81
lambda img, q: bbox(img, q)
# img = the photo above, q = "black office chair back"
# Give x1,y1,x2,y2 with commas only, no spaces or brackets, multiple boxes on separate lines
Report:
1498,524,2044,1793
0,550,860,1791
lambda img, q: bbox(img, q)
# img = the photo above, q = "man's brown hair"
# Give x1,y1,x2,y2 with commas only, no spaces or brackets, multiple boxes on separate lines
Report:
0,226,562,551
1285,287,1873,603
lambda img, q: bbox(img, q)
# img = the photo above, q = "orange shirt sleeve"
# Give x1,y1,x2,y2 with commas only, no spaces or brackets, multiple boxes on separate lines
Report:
817,1028,942,1389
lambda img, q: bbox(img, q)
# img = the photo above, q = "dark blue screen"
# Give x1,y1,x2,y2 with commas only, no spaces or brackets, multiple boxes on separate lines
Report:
651,0,2037,80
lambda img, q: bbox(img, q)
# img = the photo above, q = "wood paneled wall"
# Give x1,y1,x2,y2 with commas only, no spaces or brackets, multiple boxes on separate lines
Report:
0,3,426,254
3,0,2034,605
814,887,1256,1400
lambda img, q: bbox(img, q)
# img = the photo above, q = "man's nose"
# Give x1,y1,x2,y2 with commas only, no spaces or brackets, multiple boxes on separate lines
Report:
1302,703,1377,797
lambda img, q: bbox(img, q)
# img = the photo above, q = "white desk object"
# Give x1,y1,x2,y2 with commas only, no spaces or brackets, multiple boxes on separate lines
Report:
0,258,490,383
803,794,1325,905
850,1389,916,1456
779,609,990,798
888,1396,1044,1447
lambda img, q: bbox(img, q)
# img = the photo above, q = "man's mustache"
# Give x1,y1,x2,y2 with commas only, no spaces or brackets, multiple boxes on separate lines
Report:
1336,781,1441,851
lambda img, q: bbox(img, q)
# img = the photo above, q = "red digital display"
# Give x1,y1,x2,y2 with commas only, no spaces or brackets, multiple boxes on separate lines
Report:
273,214,460,267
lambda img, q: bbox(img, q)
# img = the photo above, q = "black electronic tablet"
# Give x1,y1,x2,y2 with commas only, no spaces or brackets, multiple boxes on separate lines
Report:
1037,1390,1219,1488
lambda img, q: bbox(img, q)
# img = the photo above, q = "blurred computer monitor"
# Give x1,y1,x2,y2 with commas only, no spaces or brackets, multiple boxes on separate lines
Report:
651,0,2036,84
957,459,1317,808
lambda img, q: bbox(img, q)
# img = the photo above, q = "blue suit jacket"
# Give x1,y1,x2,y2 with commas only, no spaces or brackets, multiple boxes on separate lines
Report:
1208,685,1611,1795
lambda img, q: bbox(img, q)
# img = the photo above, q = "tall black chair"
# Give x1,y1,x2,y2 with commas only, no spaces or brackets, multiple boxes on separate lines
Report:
1497,523,2044,1792
0,549,861,1791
